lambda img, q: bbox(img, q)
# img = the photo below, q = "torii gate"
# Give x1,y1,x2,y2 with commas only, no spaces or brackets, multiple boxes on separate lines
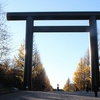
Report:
7,12,99,93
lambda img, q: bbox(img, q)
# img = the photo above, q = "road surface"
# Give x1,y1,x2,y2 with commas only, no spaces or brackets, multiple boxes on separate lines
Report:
0,91,100,100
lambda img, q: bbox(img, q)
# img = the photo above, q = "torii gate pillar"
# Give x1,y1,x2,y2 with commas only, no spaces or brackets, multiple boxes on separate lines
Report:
24,16,33,90
89,16,99,92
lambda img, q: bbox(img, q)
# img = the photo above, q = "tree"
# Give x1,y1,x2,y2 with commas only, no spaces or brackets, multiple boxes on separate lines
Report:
14,43,25,83
73,58,86,90
63,78,70,91
84,49,90,66
0,59,22,88
83,66,90,85
32,49,52,91
73,49,91,91
14,43,24,71
13,42,52,91
0,3,11,63
0,2,12,88
83,49,91,88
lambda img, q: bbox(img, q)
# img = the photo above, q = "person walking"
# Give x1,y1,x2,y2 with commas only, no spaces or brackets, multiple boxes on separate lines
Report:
86,84,89,93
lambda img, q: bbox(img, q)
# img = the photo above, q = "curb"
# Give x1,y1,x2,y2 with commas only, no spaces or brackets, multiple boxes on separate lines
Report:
0,90,20,95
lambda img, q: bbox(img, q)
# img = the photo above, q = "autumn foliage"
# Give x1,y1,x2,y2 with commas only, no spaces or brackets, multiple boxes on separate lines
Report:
63,49,91,91
14,43,52,91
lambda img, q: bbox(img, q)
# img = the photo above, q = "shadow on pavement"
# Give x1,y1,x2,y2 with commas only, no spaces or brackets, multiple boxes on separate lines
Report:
0,91,100,100
53,91,100,98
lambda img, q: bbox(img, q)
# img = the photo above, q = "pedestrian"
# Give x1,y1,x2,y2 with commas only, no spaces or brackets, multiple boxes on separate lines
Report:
94,84,98,97
86,84,89,93
42,84,45,91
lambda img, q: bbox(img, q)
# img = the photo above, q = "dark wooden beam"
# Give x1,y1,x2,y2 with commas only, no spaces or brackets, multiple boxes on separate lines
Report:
89,16,99,93
7,12,100,20
33,26,90,32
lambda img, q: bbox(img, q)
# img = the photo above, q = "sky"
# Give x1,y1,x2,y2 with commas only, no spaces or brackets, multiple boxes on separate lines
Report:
2,0,100,89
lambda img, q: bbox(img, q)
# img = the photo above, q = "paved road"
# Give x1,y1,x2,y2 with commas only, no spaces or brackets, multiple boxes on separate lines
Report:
0,91,100,100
